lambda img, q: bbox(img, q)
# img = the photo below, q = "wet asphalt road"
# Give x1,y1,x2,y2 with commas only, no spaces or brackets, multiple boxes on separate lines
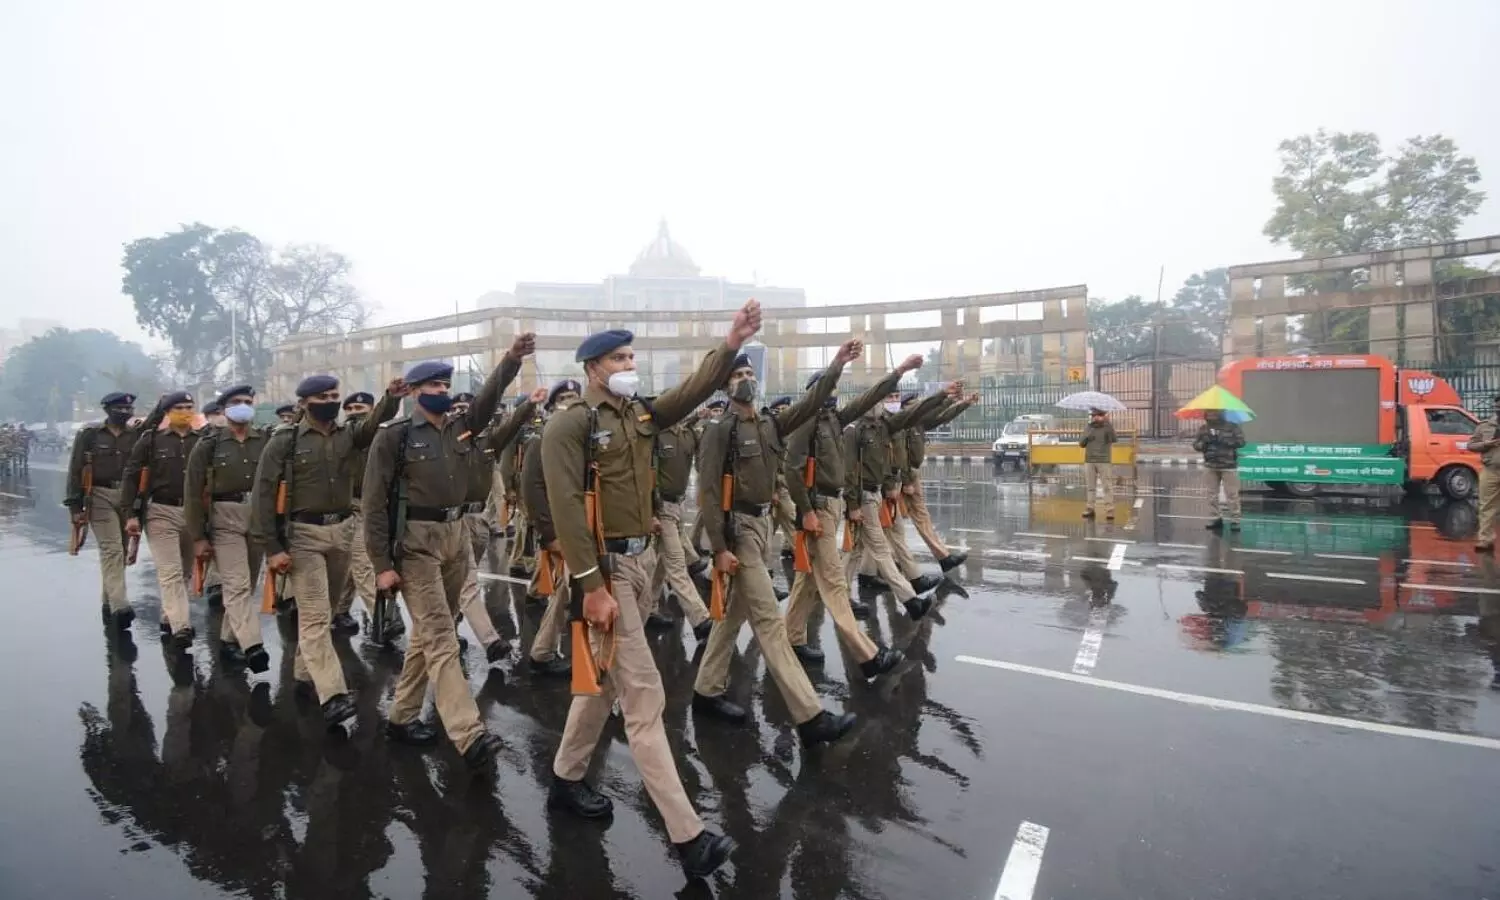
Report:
2,457,1499,899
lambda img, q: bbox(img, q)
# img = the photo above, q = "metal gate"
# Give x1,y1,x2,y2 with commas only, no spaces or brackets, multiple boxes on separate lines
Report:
1095,355,1219,438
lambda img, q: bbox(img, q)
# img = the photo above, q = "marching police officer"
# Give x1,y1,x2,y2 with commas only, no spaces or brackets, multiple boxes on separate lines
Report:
333,391,398,637
363,335,532,768
783,355,922,674
1470,395,1500,551
185,384,271,672
66,392,166,628
251,375,402,726
647,404,713,640
122,391,204,652
691,341,862,744
543,303,761,879
900,390,975,570
522,379,582,677
275,404,297,426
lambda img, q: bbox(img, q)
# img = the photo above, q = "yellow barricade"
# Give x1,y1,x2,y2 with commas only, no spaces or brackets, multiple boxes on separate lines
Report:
1026,427,1139,476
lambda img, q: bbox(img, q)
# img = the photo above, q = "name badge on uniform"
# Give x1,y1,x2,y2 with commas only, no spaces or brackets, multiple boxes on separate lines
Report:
591,430,612,450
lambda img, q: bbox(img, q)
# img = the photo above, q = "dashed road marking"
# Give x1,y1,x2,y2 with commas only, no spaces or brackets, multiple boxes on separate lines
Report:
1014,532,1067,540
993,821,1050,900
1106,543,1127,572
955,656,1500,752
1316,553,1381,562
1072,607,1107,674
984,549,1050,561
1072,555,1143,567
1159,513,1215,520
1399,583,1500,595
1404,558,1473,568
1157,542,1208,550
1157,563,1244,576
1234,548,1294,556
1085,536,1135,544
477,572,532,586
1133,498,1144,509
953,528,996,534
1265,572,1366,585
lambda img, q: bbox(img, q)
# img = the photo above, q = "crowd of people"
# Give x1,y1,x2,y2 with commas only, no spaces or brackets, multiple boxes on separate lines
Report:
64,298,977,880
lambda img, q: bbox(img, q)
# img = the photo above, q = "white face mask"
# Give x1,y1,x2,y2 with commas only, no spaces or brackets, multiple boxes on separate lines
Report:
224,404,256,424
883,401,901,414
607,370,640,399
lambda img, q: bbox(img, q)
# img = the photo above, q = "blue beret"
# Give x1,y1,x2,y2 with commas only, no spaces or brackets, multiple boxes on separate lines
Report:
547,378,582,408
295,374,339,398
162,390,194,409
201,401,223,415
342,391,374,408
576,329,633,363
100,392,136,407
769,396,792,409
901,391,920,404
706,396,727,410
732,354,753,372
404,361,453,385
451,392,476,404
275,404,295,416
216,384,254,407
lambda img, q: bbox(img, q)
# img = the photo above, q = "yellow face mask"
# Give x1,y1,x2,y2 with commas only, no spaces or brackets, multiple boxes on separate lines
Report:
167,410,194,429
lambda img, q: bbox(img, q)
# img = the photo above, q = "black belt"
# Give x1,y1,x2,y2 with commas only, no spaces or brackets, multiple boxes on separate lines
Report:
814,488,842,500
733,500,771,516
861,482,883,493
152,498,183,507
461,501,486,514
212,491,250,503
660,491,684,503
407,505,465,523
292,510,352,526
602,536,651,556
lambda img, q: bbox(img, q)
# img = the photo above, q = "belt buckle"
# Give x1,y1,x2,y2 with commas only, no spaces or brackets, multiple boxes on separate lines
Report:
322,513,342,526
864,490,881,503
625,536,648,556
445,507,462,522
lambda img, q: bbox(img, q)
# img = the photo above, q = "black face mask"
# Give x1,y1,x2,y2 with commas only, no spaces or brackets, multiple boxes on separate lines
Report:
730,378,758,404
307,401,341,422
105,409,132,426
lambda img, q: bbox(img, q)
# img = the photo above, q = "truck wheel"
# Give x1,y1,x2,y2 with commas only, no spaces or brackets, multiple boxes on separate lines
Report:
1437,465,1476,500
1282,482,1321,498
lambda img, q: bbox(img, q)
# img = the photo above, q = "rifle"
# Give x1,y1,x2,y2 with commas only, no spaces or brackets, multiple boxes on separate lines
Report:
262,425,297,613
70,450,93,556
844,419,867,553
193,431,216,596
708,418,738,621
126,428,155,566
373,421,410,647
792,455,813,574
570,408,615,696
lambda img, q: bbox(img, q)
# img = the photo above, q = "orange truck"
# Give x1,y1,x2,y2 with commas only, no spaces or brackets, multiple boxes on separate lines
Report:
1218,354,1481,499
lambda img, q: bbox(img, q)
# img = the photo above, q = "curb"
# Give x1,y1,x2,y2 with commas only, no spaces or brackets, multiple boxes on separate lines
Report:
929,455,1204,466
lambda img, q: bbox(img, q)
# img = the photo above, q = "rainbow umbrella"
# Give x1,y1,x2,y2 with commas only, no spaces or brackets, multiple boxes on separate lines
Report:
1175,384,1254,424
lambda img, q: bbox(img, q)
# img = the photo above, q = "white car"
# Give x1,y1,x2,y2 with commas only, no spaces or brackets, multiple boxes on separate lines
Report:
991,417,1059,466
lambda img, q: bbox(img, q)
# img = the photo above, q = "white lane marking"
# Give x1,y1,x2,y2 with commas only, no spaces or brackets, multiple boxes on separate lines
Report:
1072,608,1107,675
1106,543,1127,572
1014,532,1067,540
1133,497,1144,509
1316,553,1382,562
984,549,1050,561
1265,572,1366,585
1404,558,1473,568
477,572,532,586
1400,583,1500,595
953,528,996,534
1072,555,1143,567
1157,563,1244,575
0,491,31,500
954,656,1500,752
1157,542,1207,550
1159,513,1215,520
1234,548,1294,556
993,820,1050,900
1085,536,1136,544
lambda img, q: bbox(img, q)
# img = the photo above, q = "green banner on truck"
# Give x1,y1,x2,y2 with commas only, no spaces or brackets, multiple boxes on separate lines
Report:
1238,442,1407,484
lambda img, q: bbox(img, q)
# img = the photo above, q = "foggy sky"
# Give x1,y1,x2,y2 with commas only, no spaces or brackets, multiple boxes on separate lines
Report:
3,1,1498,351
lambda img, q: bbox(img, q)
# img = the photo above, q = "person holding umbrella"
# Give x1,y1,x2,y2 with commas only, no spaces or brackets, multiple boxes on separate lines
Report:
1177,385,1253,531
1079,407,1117,519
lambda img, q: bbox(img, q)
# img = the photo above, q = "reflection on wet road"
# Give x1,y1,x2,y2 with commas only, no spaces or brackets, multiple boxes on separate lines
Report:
3,458,1499,898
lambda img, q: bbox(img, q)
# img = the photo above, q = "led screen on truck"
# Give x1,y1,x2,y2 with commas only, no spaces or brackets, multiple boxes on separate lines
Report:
1240,368,1381,445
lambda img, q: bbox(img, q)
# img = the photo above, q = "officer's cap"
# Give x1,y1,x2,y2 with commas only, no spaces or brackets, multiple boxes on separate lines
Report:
403,361,453,386
452,392,476,404
100,392,136,408
162,390,195,409
706,397,727,410
548,378,582,409
900,391,920,404
576,329,634,363
342,391,374,408
201,401,223,415
275,404,296,416
295,374,339,398
769,395,793,410
215,384,255,407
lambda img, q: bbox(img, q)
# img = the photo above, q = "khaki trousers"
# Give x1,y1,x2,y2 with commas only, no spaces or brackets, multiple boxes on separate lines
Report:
693,515,823,724
456,513,501,647
649,500,709,626
145,504,194,633
905,476,950,559
552,552,704,844
1084,462,1115,514
388,519,485,753
1479,468,1500,544
288,521,350,703
210,502,263,649
784,499,878,663
528,558,570,662
771,487,797,563
844,493,917,602
88,486,130,611
335,505,378,618
679,509,700,565
507,513,534,573
1206,468,1242,524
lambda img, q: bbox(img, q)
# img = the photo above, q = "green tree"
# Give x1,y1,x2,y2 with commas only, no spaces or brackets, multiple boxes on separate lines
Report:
0,329,168,422
122,224,371,389
1089,294,1217,361
1262,130,1486,355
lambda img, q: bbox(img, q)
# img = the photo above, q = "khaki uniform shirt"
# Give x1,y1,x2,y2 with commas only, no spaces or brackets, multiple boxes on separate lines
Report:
121,427,202,512
844,392,947,496
783,371,901,519
655,421,699,502
65,408,165,510
184,425,271,538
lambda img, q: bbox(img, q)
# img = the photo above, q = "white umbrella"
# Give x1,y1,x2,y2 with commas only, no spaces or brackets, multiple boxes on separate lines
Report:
1056,390,1126,412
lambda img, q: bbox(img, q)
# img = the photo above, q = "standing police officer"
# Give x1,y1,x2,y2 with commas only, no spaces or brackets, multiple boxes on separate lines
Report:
363,335,531,768
251,375,402,726
542,303,760,880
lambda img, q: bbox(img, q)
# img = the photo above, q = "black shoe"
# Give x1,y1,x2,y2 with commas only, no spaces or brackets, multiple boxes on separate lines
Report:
384,614,406,639
909,574,942,595
1082,510,1096,519
904,595,933,621
676,829,735,879
170,628,194,653
772,583,789,602
938,552,968,572
797,710,857,747
531,656,572,678
1229,521,1242,532
645,611,674,630
112,607,136,630
793,644,825,665
687,558,708,577
463,731,502,774
1206,519,1225,531
859,646,904,679
205,585,224,608
331,613,359,636
856,574,888,593
693,619,713,642
548,776,614,818
244,644,270,674
321,693,356,726
780,547,795,561
385,719,440,746
220,641,246,667
850,598,872,619
692,692,747,723
484,639,509,664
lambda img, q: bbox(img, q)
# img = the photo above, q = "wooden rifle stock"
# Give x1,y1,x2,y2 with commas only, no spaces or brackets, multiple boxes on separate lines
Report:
192,558,206,595
571,458,615,696
879,497,896,528
709,471,734,620
792,456,815,573
842,519,856,552
261,570,278,613
71,462,93,555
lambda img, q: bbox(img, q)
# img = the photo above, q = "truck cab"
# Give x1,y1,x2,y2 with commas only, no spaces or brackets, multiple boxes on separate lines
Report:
1400,403,1481,499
